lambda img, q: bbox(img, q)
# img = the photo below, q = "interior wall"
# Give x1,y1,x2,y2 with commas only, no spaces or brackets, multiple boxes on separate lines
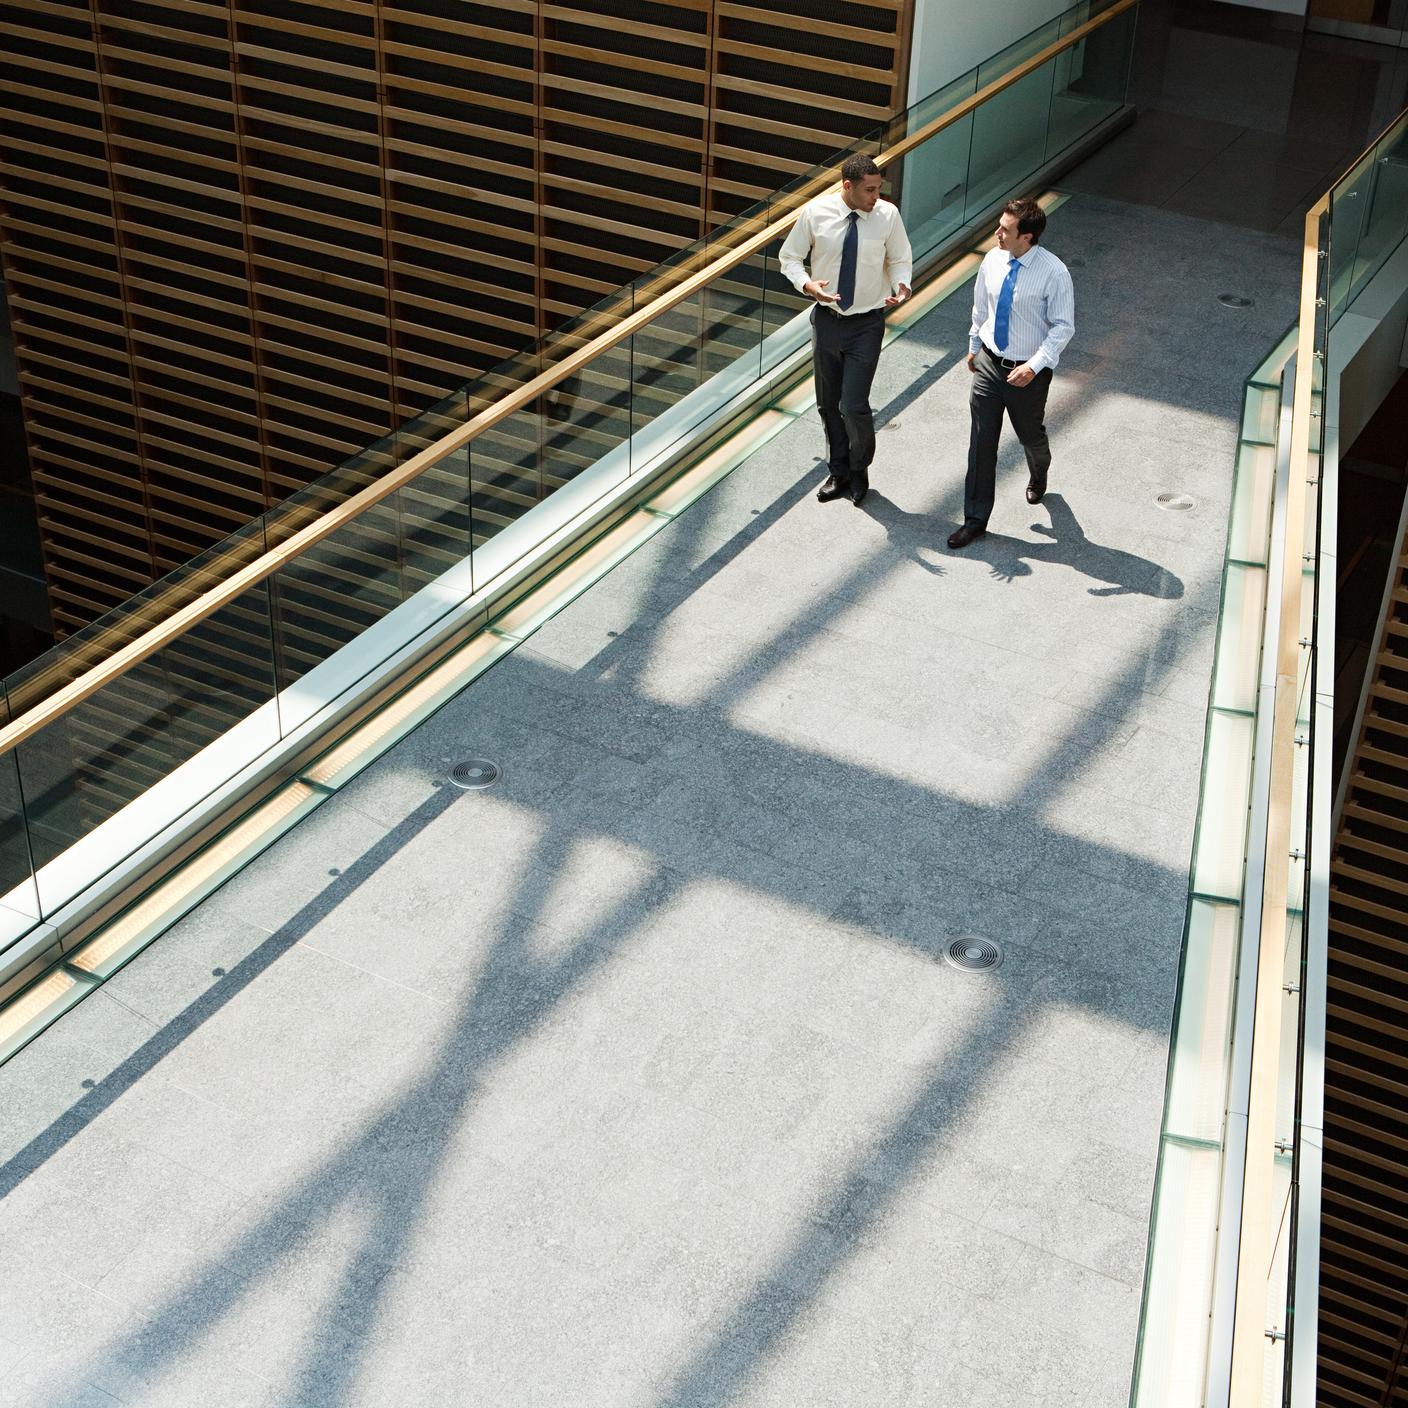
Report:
906,0,1070,101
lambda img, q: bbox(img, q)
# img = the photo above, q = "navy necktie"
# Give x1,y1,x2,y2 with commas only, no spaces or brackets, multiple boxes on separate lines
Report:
993,256,1021,351
837,210,859,311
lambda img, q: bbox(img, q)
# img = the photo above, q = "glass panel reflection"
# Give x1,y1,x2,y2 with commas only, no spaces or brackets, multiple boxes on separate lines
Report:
966,20,1062,220
16,580,280,917
0,689,40,940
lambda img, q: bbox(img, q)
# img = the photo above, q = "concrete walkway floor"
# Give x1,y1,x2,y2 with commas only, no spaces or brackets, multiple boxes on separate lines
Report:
0,193,1300,1408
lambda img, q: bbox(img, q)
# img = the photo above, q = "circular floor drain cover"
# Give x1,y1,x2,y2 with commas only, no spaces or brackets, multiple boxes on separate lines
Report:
1217,293,1254,309
1155,492,1196,512
942,935,1003,972
448,759,500,790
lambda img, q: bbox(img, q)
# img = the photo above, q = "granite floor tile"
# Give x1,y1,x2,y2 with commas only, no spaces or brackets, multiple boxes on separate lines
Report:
998,1242,1144,1356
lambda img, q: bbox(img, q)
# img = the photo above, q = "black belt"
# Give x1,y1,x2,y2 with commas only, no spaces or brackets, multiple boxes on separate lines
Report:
982,343,1026,370
816,303,883,318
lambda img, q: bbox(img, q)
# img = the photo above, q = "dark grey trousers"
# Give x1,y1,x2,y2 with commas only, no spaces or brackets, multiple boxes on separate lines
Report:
964,345,1053,526
811,305,885,483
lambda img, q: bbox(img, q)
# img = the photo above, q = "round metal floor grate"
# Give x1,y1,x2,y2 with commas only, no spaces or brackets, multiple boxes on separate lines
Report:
942,935,1004,972
1217,293,1254,309
448,759,501,790
1155,492,1196,512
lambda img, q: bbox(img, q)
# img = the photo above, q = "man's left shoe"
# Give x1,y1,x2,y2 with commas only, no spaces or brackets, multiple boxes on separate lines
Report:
817,474,851,503
1025,477,1047,505
850,475,869,507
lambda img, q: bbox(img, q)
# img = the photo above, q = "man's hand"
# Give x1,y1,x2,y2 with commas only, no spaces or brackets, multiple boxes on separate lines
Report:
966,352,977,373
884,282,911,307
1006,363,1036,387
804,279,840,304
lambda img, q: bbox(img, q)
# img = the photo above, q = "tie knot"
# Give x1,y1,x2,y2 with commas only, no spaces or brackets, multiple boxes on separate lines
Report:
848,210,858,224
1009,255,1019,267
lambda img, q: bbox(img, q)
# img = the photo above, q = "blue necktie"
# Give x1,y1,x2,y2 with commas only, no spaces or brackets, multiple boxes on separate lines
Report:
837,210,858,311
993,256,1021,351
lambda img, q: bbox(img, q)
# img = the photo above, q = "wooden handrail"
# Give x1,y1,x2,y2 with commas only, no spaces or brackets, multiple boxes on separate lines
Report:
1226,190,1326,1406
0,0,1137,758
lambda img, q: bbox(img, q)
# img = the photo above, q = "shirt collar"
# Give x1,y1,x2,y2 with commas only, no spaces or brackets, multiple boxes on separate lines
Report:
1009,246,1038,266
837,194,872,220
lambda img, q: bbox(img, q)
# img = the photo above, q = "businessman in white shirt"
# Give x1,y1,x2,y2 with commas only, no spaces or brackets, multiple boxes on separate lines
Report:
949,196,1075,549
779,154,912,508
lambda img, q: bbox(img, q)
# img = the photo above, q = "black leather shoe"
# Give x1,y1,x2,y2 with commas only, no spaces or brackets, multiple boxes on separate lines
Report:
1025,478,1047,505
817,474,851,503
947,522,987,549
849,475,869,507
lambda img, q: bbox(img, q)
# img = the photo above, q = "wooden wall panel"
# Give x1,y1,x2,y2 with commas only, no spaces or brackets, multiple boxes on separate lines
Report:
1322,540,1408,1408
0,0,916,643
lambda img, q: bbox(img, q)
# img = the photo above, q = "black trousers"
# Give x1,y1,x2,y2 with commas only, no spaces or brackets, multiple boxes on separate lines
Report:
811,305,885,483
964,345,1053,527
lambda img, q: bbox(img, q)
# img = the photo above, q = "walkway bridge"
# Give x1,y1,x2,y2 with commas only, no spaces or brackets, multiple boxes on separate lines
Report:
2,4,1404,1403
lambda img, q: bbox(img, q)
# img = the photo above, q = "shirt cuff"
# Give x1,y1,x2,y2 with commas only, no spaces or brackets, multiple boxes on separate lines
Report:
969,335,983,355
1026,351,1050,374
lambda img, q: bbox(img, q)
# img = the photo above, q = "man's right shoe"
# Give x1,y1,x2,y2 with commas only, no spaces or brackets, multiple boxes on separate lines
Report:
947,522,987,549
817,475,851,503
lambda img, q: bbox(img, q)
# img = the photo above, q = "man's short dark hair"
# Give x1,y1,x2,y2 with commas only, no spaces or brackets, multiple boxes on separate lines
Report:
841,154,880,185
1003,197,1047,244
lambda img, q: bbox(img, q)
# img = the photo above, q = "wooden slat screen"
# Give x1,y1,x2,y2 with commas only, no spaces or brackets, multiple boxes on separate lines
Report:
1321,529,1408,1408
2,0,914,632
0,0,913,825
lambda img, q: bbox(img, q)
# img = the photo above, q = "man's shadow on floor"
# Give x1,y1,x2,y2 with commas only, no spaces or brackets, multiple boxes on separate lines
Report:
866,490,1184,599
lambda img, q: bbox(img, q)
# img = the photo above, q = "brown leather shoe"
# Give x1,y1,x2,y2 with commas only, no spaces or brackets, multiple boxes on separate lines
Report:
817,474,851,503
947,522,987,549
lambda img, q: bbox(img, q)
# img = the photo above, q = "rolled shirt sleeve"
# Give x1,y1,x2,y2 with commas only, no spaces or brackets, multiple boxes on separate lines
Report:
1026,263,1075,374
778,207,814,294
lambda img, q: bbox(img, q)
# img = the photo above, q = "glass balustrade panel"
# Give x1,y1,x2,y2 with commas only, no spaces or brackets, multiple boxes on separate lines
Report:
630,200,771,467
265,425,440,734
966,20,1063,222
0,687,41,948
1048,0,1137,161
1351,112,1408,303
467,289,636,595
1327,155,1374,323
895,71,981,263
12,572,281,919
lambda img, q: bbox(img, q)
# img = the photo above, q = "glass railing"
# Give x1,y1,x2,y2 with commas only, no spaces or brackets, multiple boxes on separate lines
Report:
1133,103,1408,1408
0,0,1141,987
1130,323,1296,1408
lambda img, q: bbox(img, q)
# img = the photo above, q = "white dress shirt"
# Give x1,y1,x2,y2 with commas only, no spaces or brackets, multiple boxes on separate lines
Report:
779,192,913,316
969,243,1075,373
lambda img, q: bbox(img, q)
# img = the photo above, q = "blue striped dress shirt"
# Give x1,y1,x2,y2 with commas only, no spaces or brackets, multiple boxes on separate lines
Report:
969,244,1075,373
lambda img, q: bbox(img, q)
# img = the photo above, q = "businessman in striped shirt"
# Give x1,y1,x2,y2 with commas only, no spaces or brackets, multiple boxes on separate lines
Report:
949,197,1075,550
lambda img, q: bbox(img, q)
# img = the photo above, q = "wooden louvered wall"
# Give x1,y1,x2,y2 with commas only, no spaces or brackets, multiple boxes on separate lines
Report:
0,0,914,637
1320,523,1408,1408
